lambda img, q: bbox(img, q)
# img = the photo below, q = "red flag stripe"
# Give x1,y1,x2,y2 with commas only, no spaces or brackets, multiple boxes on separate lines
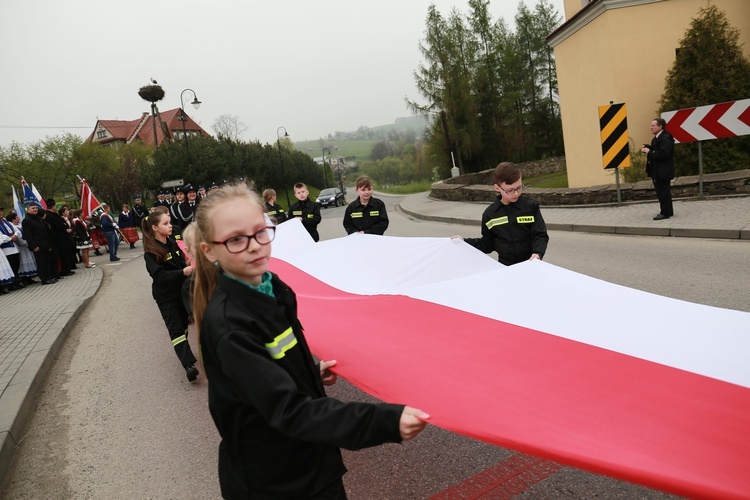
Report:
267,258,750,499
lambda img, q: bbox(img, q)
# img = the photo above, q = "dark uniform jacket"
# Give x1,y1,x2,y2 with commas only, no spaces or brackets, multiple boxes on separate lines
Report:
132,203,149,228
264,202,287,225
200,272,403,499
465,195,549,266
289,198,322,242
21,213,52,251
343,197,389,235
143,237,187,303
645,130,675,181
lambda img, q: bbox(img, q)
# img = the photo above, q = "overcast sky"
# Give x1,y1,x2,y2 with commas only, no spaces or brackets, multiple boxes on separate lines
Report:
0,0,565,148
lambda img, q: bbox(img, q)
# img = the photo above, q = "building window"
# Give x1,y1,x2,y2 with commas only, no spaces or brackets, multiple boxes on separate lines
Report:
97,130,107,139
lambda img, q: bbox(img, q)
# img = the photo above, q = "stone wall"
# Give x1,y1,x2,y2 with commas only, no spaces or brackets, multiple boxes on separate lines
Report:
432,164,750,206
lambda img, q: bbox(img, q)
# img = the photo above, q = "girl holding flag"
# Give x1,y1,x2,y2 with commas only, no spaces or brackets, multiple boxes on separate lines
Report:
191,182,428,498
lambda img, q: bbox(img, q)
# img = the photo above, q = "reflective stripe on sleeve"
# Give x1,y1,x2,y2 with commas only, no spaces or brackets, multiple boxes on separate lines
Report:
265,327,298,359
485,216,509,229
172,334,187,346
351,212,363,219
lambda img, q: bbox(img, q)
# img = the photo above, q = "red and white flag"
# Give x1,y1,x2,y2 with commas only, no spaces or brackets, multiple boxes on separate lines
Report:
269,220,750,499
79,179,103,220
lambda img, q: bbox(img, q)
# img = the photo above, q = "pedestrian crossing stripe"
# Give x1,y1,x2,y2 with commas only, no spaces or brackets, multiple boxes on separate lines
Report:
598,103,631,170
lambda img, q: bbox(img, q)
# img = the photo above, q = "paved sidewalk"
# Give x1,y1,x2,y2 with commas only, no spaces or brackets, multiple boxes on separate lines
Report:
0,261,103,483
399,192,750,240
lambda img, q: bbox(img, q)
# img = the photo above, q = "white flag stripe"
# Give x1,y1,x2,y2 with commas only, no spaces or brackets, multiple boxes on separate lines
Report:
274,220,750,388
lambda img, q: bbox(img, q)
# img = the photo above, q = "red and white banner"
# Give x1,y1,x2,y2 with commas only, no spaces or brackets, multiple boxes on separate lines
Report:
270,220,750,499
662,98,750,143
79,179,103,220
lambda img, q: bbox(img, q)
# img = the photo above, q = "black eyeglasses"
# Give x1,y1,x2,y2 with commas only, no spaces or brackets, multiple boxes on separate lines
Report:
211,226,275,253
499,184,525,195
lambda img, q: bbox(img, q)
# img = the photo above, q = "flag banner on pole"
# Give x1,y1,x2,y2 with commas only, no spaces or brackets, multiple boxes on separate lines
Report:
79,179,103,220
31,184,47,209
21,178,46,210
269,219,750,499
12,185,25,220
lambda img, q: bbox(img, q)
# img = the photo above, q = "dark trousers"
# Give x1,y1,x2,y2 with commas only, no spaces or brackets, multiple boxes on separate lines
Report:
33,248,55,282
653,179,673,217
156,300,197,368
104,230,119,260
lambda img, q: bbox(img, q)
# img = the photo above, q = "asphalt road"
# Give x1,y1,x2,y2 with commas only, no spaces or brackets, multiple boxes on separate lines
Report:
3,194,747,498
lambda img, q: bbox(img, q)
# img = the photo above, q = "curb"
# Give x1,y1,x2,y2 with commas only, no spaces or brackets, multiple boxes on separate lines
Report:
0,267,104,485
397,202,750,240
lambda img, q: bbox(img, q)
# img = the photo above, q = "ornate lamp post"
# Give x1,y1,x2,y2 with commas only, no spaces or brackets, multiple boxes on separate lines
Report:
276,127,291,208
322,146,331,188
179,89,201,163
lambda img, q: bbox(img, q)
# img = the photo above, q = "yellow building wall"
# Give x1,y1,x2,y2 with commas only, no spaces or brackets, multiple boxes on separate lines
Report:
553,0,750,187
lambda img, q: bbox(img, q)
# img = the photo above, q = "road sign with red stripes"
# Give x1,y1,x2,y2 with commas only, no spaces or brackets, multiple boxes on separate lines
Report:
661,98,750,143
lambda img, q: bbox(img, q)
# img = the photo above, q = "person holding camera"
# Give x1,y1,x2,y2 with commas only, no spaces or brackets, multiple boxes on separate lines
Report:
641,117,675,220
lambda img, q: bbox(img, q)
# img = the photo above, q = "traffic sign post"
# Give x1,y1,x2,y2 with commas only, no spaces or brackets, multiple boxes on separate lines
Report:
599,102,631,205
662,99,750,198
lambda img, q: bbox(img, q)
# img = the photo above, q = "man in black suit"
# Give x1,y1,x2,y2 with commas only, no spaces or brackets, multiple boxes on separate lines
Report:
641,117,675,220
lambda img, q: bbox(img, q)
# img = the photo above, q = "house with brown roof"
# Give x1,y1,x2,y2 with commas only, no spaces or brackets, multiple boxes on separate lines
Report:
86,108,210,147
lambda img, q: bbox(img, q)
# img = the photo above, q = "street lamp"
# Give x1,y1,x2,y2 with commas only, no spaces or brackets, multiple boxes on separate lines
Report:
322,146,331,188
276,126,291,208
179,89,201,163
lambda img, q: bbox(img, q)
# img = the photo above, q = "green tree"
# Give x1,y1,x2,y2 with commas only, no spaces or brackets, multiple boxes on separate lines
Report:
659,3,750,175
409,0,562,178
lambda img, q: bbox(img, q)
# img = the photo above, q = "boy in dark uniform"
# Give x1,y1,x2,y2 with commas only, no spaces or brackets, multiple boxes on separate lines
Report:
457,162,548,266
132,195,149,228
289,182,322,242
343,175,389,235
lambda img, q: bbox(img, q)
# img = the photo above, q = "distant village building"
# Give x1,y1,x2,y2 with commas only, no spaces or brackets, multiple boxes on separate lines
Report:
548,0,750,187
86,108,210,147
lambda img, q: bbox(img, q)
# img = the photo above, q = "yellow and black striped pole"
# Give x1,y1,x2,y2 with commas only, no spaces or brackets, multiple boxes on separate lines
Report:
598,102,631,170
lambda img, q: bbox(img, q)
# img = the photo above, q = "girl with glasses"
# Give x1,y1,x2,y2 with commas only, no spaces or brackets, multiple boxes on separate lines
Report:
191,182,429,499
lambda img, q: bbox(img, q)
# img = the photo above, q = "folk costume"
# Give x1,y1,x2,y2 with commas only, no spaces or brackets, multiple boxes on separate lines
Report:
72,217,92,250
343,197,389,235
10,220,37,280
118,209,139,248
0,216,21,285
465,195,549,266
289,198,322,242
200,271,403,498
144,237,198,379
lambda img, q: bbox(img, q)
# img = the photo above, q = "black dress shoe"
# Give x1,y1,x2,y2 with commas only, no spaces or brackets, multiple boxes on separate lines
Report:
41,279,57,285
0,288,9,295
185,364,199,382
653,214,670,220
61,271,75,276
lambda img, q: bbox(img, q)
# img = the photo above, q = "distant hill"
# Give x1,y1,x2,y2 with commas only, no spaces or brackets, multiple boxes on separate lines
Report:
294,116,428,161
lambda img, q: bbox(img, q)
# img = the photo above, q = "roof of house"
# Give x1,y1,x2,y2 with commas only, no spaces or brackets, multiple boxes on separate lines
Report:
86,107,209,146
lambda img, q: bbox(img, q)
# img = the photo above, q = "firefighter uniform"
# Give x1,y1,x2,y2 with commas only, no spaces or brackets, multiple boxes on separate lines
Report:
264,202,287,225
465,195,549,266
288,198,322,242
200,272,404,499
144,237,197,368
343,197,389,235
